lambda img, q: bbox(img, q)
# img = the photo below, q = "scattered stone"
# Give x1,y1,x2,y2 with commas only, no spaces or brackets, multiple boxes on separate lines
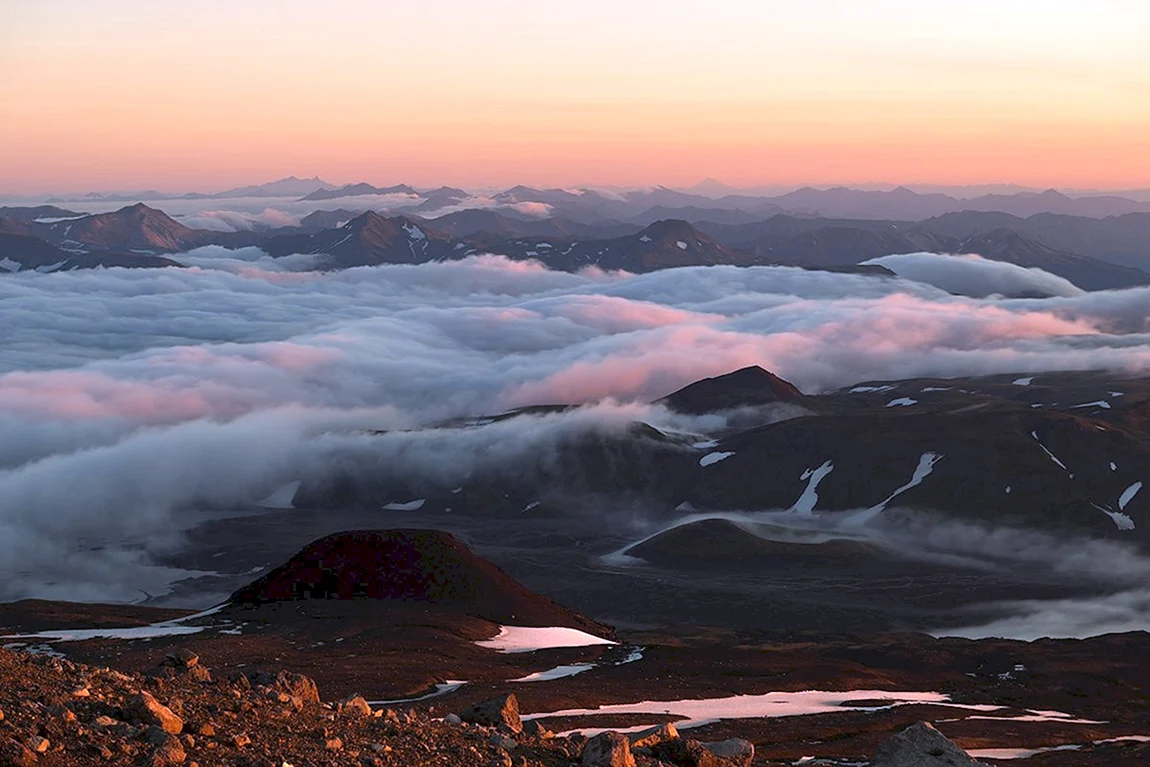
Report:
871,722,987,767
193,723,215,737
336,694,372,718
0,738,37,767
444,713,463,725
232,733,251,748
324,736,343,750
489,732,518,751
168,649,199,668
581,731,636,767
127,691,184,734
71,687,90,698
521,719,552,739
25,736,50,754
461,693,522,734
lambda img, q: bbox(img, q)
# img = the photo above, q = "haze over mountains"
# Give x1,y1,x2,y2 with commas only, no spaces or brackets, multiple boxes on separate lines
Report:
3,178,1150,293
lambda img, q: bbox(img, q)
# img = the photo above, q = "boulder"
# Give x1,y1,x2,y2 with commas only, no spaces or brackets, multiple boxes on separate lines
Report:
700,738,754,767
581,731,636,767
461,694,522,734
337,695,372,718
651,738,731,767
127,692,183,734
872,722,987,767
629,723,679,750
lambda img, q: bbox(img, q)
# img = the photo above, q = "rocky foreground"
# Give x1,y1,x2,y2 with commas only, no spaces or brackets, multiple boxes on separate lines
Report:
0,645,981,767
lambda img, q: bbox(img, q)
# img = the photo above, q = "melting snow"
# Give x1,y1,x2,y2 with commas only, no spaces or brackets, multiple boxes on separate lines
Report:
692,440,719,449
790,461,834,516
382,499,426,511
1072,400,1111,410
0,604,227,643
699,451,735,467
849,385,896,393
851,452,943,524
1012,377,1035,386
886,397,918,407
1093,503,1134,531
968,745,1083,760
522,501,540,512
477,626,616,654
255,480,301,509
512,663,596,683
1119,482,1143,511
526,689,1001,732
402,223,426,240
639,235,652,242
676,241,688,250
1031,432,1069,472
921,386,951,392
369,681,466,706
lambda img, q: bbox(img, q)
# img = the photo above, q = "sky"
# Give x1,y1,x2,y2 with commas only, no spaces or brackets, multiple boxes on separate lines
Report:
2,0,1149,194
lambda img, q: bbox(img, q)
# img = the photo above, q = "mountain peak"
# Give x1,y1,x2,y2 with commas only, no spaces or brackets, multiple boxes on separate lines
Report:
660,366,810,414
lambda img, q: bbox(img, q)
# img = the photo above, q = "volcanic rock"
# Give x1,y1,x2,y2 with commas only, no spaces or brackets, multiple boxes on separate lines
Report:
651,737,735,767
700,738,754,767
581,731,635,767
628,722,679,749
127,691,183,734
871,722,986,766
461,693,522,734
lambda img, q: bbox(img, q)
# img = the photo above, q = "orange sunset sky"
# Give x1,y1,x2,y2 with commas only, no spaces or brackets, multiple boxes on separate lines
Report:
2,0,1149,194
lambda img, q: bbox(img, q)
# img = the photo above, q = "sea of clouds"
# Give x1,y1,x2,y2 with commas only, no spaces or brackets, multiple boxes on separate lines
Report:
1,250,1149,608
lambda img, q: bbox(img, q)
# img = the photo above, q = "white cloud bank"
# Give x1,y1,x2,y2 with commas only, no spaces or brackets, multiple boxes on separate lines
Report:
0,252,1148,602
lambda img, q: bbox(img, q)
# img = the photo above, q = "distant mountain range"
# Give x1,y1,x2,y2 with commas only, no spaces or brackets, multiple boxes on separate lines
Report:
26,179,1150,220
2,201,1149,290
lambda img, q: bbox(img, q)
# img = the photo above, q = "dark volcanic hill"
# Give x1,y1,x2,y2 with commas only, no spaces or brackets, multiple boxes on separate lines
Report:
263,212,458,267
625,518,891,569
228,529,613,636
659,365,813,413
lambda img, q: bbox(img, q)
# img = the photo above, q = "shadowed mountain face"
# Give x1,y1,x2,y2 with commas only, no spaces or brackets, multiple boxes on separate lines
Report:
228,529,613,635
31,203,201,252
263,212,458,267
0,230,181,271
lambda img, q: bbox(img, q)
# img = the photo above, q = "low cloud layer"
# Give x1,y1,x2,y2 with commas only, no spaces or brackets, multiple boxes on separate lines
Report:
1,252,1149,603
864,252,1086,298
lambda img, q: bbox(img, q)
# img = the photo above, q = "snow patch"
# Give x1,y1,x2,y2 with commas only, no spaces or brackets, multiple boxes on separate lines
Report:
699,451,735,467
886,397,918,407
851,452,943,524
511,663,596,683
527,689,1000,733
1031,431,1069,472
382,498,426,511
790,461,833,516
1012,377,1034,386
1072,400,1111,410
1119,482,1143,511
849,385,895,393
676,241,688,250
255,480,301,509
476,626,616,654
